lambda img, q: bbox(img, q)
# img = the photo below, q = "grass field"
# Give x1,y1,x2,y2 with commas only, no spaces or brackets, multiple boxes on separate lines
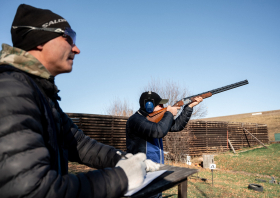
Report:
215,143,280,178
163,169,280,198
68,143,280,197
162,143,280,198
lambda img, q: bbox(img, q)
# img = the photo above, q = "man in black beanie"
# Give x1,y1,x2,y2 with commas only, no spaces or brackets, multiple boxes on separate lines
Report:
0,4,154,198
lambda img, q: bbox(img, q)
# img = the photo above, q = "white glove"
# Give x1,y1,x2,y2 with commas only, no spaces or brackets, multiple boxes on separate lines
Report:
145,159,160,172
116,151,133,159
116,153,147,191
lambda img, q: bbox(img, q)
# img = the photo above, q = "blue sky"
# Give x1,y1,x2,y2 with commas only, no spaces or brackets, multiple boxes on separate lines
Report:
1,0,279,118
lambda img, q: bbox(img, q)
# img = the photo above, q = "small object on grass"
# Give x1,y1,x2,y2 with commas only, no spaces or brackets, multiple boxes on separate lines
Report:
269,176,275,184
255,178,267,183
201,178,207,182
190,176,207,182
248,184,263,192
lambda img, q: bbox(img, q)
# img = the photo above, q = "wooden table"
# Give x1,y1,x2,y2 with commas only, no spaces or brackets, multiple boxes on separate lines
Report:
122,165,198,198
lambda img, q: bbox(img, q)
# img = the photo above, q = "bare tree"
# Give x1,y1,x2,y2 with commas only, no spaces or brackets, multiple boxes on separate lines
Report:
104,98,134,117
142,77,207,119
105,78,207,119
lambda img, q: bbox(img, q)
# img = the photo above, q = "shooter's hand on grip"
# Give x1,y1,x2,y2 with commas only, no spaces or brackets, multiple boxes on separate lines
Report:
188,96,203,108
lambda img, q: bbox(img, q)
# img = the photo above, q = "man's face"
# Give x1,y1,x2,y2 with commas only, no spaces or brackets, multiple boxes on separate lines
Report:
39,35,80,76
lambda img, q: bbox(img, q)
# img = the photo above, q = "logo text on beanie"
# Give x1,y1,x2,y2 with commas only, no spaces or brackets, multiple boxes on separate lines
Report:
42,19,67,28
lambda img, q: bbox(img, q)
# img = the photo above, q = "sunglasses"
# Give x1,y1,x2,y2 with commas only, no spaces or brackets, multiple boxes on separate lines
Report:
158,104,164,108
12,26,76,47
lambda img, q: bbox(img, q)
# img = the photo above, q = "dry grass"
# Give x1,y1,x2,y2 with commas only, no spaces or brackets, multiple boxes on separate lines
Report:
162,143,280,197
68,144,280,197
163,168,280,198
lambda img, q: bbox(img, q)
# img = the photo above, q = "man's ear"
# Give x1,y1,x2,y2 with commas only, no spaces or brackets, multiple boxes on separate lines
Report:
36,45,44,51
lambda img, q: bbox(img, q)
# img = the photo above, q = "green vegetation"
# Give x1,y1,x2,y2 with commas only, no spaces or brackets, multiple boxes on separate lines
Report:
215,143,280,177
163,170,280,198
163,143,280,198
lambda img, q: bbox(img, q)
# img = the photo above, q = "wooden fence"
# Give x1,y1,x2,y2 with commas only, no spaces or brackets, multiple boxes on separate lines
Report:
67,113,128,151
165,121,269,158
66,113,269,156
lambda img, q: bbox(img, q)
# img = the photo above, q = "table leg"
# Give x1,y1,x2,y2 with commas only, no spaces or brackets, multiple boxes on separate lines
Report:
178,178,188,198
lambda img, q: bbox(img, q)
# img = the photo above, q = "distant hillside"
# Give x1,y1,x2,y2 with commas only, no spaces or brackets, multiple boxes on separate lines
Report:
196,109,280,141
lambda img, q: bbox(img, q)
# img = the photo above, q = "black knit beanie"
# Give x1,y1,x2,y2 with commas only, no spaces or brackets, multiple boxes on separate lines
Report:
11,4,71,51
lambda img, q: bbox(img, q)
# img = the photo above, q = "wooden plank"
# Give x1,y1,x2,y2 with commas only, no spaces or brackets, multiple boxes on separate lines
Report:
228,139,236,153
178,179,188,198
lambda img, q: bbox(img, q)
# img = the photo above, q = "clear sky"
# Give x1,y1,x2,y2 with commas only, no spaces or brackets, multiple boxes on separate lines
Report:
1,0,279,118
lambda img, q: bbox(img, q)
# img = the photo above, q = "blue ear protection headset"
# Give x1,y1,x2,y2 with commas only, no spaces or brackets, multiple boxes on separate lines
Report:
145,101,154,113
144,91,155,113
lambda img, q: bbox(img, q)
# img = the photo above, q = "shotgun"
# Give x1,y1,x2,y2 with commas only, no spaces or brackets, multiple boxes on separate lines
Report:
147,79,249,123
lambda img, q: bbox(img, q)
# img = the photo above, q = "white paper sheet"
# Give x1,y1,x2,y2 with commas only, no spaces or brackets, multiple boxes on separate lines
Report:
124,170,167,196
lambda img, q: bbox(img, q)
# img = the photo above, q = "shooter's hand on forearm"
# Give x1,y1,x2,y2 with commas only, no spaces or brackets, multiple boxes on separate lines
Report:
188,96,203,108
167,106,181,116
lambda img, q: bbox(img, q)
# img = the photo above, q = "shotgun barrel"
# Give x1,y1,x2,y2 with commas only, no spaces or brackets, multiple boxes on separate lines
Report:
183,79,249,100
147,79,249,123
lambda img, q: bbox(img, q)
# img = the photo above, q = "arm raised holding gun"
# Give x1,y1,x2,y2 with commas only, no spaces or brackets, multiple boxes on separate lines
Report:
147,80,249,123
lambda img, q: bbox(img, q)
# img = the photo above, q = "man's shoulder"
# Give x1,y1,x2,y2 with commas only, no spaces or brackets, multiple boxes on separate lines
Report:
0,64,28,82
0,65,38,97
127,111,146,125
130,111,145,119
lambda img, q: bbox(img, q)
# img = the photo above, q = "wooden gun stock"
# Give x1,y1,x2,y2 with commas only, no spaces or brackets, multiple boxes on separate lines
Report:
146,108,168,123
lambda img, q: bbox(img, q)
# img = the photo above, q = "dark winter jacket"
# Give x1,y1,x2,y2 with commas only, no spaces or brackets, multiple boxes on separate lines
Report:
126,104,193,164
0,44,128,198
